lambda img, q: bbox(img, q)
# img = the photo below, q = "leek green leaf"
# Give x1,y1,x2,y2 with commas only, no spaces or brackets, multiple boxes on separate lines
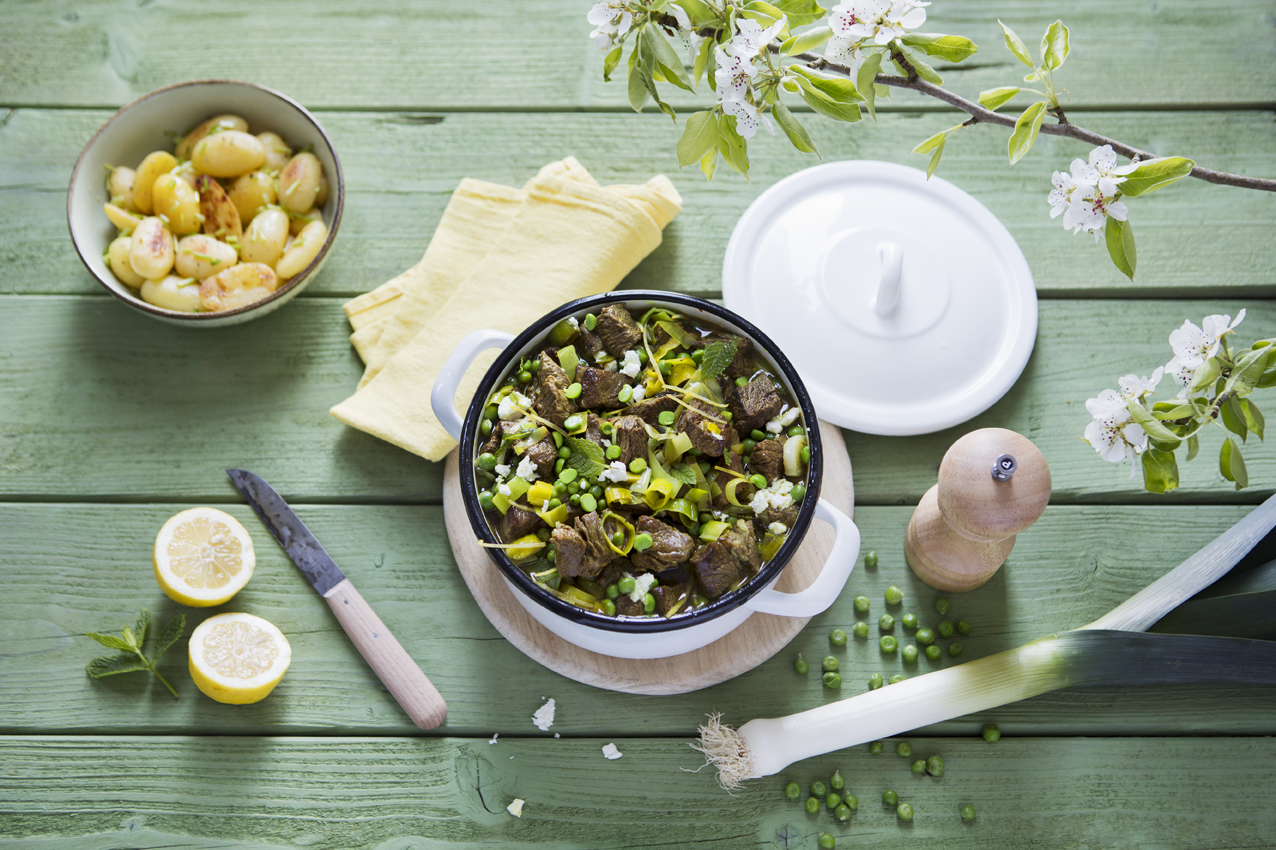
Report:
781,25,833,55
566,437,607,478
773,99,819,155
1040,20,1069,70
717,114,751,176
1243,398,1266,441
902,33,978,63
677,111,720,168
978,86,1020,111
1105,218,1136,280
1120,157,1196,197
1008,101,1047,164
857,52,883,120
1186,434,1200,461
998,20,1035,67
789,65,862,102
1141,447,1180,494
1222,396,1248,442
1221,437,1248,489
604,45,623,82
700,339,740,380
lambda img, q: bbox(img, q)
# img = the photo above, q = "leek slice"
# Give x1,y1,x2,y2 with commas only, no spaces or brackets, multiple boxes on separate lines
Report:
602,511,635,556
783,435,807,477
699,520,729,541
558,345,579,382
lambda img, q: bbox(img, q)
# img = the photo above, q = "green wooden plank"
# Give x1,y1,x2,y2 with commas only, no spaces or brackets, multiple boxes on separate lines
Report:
2,736,1275,848
2,0,1274,110
6,108,1275,299
3,502,1274,736
3,296,1276,503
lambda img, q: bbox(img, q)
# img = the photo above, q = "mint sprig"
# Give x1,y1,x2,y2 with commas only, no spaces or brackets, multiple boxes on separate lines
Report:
700,339,739,380
85,608,185,699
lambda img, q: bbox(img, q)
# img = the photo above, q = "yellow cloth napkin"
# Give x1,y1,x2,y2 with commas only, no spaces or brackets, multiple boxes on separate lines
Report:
330,157,682,461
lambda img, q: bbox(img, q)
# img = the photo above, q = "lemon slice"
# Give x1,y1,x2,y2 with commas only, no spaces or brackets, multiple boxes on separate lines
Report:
153,507,255,607
188,612,291,704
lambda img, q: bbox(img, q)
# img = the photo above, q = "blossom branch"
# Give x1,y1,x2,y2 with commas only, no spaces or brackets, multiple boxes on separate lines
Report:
794,51,1276,193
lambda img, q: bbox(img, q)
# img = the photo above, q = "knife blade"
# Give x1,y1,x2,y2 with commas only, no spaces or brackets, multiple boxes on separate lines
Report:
227,469,447,730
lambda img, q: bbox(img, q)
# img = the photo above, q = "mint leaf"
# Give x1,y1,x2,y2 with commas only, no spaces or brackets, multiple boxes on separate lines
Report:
87,654,150,678
133,609,151,646
699,339,739,380
85,631,133,652
83,609,181,698
669,463,698,486
566,437,607,479
154,613,186,660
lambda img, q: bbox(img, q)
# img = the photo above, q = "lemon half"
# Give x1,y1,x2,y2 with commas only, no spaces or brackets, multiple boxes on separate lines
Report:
189,612,291,704
153,507,255,606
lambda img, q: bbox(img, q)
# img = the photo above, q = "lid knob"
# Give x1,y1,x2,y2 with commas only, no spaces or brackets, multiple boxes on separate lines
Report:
873,242,903,317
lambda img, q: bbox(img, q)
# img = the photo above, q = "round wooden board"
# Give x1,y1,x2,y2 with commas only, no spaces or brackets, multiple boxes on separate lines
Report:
442,419,854,695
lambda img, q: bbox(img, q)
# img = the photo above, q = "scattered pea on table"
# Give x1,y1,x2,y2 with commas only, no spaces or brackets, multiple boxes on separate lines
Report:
830,770,845,790
902,644,919,664
826,793,841,810
834,803,852,821
822,655,839,672
983,724,1001,742
805,797,821,814
880,635,898,653
925,645,942,661
829,628,848,646
896,741,912,758
957,619,972,635
811,780,828,798
935,597,951,615
853,621,869,638
916,628,935,646
961,804,978,821
889,673,906,684
823,672,842,689
879,614,895,631
853,595,870,613
937,620,955,638
949,642,964,657
843,794,858,811
927,755,945,776
902,612,918,630
897,802,915,821
784,781,801,800
868,673,884,690
818,834,835,850
911,759,926,774
869,741,884,755
882,790,898,806
794,654,809,674
885,585,904,605
864,551,878,568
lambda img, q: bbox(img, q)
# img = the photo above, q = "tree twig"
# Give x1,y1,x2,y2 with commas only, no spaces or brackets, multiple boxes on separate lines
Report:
794,52,1276,192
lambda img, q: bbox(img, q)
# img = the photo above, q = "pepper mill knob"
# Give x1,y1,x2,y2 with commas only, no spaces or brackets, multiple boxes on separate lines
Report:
905,428,1051,592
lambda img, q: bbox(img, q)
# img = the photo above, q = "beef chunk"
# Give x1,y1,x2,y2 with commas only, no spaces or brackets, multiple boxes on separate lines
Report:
724,336,756,380
615,594,645,616
573,511,614,577
523,435,558,481
577,365,627,409
583,412,606,449
598,558,631,589
758,503,800,529
595,305,644,356
652,583,688,617
677,398,726,457
621,393,679,425
478,419,522,456
533,350,578,427
691,541,742,599
750,438,784,482
718,520,761,574
576,329,604,362
612,415,649,466
729,375,783,435
630,515,694,571
501,505,543,541
551,525,588,577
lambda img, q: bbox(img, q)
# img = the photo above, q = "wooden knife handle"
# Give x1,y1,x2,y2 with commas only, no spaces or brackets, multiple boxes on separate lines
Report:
324,578,447,729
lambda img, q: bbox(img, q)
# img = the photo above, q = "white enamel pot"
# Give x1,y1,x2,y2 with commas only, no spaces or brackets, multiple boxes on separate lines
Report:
432,292,859,659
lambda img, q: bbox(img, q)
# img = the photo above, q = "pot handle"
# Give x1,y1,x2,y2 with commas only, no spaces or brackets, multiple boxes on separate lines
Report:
743,499,860,618
430,328,515,441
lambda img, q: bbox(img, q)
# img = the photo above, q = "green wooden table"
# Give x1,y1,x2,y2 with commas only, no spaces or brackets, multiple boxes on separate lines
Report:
3,2,1276,847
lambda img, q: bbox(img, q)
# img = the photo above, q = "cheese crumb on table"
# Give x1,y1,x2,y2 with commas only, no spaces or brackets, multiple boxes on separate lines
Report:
602,743,623,760
507,798,524,818
532,697,556,731
488,733,499,745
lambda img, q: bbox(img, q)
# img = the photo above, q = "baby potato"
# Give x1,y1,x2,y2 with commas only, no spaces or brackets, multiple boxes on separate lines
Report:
131,151,178,214
129,216,176,280
107,236,146,289
175,114,249,160
171,160,199,188
107,165,137,210
257,131,292,172
191,130,267,178
199,262,279,313
195,174,243,241
141,274,202,312
151,173,201,235
103,202,142,231
314,173,329,206
227,171,277,224
289,206,322,235
176,234,238,280
239,208,289,267
277,152,322,213
276,220,327,280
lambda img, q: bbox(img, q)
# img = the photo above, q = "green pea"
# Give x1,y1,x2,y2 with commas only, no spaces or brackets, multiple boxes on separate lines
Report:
829,628,847,646
480,419,493,436
801,445,810,464
897,802,914,821
478,491,496,512
853,621,869,638
557,446,572,459
554,459,565,475
843,794,858,811
937,620,954,638
834,803,852,822
853,596,870,613
536,527,551,542
879,614,895,631
911,759,926,774
791,484,807,502
868,673,884,690
864,550,878,568
629,458,647,474
794,654,809,675
784,781,801,800
901,613,918,630
741,439,757,453
818,833,835,850
691,349,704,363
925,645,942,661
547,498,562,510
484,404,499,420
830,770,845,791
519,370,533,384
961,804,977,821
750,429,767,442
529,360,541,374
935,597,951,615
869,741,884,755
554,482,567,495
590,485,603,500
896,742,912,758
584,313,597,331
477,452,497,471
618,385,633,404
558,468,578,484
657,410,676,426
949,642,963,657
579,493,598,513
826,793,841,810
600,599,616,616
564,382,582,399
811,780,828,798
569,494,581,507
606,584,620,600
957,619,972,636
902,644,919,664
889,674,906,684
882,790,898,806
618,576,636,595
750,473,768,489
635,349,648,364
982,724,1000,742
916,628,935,646
787,424,804,437
823,672,842,689
735,376,749,387
885,586,904,605
927,755,945,776
822,655,839,673
642,593,656,614
880,636,898,654
805,797,820,814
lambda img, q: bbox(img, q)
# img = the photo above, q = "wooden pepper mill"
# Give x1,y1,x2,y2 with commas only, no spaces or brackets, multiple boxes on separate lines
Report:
905,428,1051,592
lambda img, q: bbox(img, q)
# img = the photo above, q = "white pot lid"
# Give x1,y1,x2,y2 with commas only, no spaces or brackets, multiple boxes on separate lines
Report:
722,161,1037,436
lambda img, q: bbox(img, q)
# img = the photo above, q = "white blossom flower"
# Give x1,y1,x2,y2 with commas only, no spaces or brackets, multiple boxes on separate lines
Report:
1164,311,1246,393
1070,145,1139,187
714,45,762,138
823,35,864,69
668,3,704,60
1084,389,1148,466
1047,170,1077,219
725,15,786,61
1062,178,1128,242
587,1,633,50
828,0,927,46
1117,367,1163,404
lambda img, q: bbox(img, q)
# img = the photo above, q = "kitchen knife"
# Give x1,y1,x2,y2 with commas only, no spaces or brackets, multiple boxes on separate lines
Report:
227,469,447,729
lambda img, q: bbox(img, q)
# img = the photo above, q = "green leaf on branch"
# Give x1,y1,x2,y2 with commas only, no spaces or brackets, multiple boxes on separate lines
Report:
1186,434,1200,462
978,86,1021,111
912,126,960,179
1128,402,1182,449
1040,20,1070,70
1243,399,1266,440
700,147,718,180
646,26,694,92
789,65,863,103
677,0,718,20
782,25,833,56
857,52,883,120
1142,448,1180,494
902,33,979,63
998,20,1035,67
766,0,828,27
628,62,650,111
1223,396,1249,442
1189,357,1222,395
907,53,943,84
1007,101,1047,164
1221,437,1249,490
1225,347,1272,398
1152,403,1196,421
716,114,750,176
693,36,712,86
1120,157,1196,197
677,111,720,168
773,100,819,155
799,87,863,122
1105,218,1137,280
604,45,623,82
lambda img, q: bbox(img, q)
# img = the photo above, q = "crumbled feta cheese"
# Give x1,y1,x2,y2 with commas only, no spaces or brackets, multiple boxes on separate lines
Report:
627,572,657,602
497,483,511,497
619,350,642,378
631,385,646,403
768,522,787,535
488,733,499,745
498,392,532,421
516,454,540,482
507,798,525,818
567,316,579,330
764,417,783,434
554,733,560,738
494,463,511,478
750,478,795,516
532,697,556,731
602,743,623,760
779,407,801,427
603,360,619,372
598,461,629,483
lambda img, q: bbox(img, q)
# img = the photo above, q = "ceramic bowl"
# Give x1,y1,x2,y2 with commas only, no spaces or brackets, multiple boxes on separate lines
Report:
432,292,861,659
67,79,343,327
